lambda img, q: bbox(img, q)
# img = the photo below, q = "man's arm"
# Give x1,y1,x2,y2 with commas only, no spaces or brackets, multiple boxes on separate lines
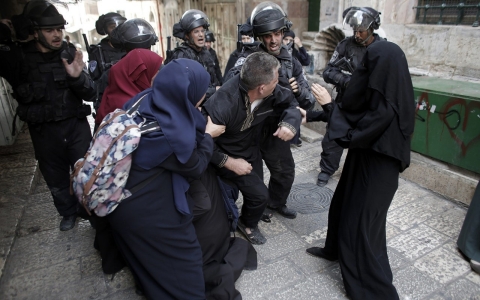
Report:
322,40,351,89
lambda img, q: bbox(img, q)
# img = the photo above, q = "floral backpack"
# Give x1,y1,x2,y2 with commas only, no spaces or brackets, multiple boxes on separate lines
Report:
71,95,160,217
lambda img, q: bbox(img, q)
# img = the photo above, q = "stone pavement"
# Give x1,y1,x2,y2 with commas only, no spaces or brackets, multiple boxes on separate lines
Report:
0,126,479,300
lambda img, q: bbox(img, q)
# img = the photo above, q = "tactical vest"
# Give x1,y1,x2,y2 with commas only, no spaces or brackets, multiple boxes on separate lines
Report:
88,39,125,81
15,41,91,124
165,43,220,86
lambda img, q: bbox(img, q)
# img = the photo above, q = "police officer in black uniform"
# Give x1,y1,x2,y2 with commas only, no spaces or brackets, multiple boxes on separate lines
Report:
226,2,315,219
204,30,223,85
166,9,220,99
317,7,384,187
87,13,126,111
0,0,96,231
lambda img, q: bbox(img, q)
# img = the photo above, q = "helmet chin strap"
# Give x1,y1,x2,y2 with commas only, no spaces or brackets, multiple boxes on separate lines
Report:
358,28,374,46
36,30,62,51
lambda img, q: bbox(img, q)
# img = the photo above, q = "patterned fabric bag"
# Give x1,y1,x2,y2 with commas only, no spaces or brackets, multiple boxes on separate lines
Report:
71,94,160,216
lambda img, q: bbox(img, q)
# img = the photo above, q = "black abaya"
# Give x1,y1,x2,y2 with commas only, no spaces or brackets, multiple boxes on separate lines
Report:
320,41,414,300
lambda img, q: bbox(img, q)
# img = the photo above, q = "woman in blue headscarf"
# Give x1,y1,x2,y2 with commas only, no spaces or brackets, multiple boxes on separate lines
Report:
106,59,225,299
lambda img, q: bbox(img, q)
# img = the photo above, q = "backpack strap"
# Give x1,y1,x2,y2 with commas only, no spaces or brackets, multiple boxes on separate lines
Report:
126,94,147,116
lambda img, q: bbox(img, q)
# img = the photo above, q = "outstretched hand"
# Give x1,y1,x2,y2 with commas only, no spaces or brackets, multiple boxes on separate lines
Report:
311,83,332,106
62,50,85,78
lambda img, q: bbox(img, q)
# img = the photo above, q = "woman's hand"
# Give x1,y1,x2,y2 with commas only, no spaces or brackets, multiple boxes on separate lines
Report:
205,116,225,138
311,83,332,106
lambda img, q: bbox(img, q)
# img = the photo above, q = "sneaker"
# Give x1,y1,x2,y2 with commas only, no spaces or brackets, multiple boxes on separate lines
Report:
60,214,77,231
237,219,266,245
316,172,330,187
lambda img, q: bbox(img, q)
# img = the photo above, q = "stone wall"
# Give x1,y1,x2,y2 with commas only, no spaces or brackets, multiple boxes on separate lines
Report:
384,24,480,81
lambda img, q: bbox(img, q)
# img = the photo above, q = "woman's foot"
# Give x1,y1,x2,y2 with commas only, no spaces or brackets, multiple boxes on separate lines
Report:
471,260,480,274
306,247,338,261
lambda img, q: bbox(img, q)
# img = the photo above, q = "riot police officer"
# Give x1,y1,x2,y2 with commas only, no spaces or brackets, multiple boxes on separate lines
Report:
109,18,158,52
204,31,223,85
87,13,126,111
166,9,220,99
317,7,384,187
226,2,315,219
0,0,96,231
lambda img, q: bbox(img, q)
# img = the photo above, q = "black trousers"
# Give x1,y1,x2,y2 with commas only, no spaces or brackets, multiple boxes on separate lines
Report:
260,117,295,208
324,148,400,300
319,131,344,176
28,117,92,216
215,152,268,229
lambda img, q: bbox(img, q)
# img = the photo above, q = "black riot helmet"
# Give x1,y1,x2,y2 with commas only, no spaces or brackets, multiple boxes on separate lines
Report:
180,9,209,33
250,2,291,38
110,18,158,52
205,31,215,42
173,9,209,40
343,7,381,31
23,0,66,29
95,13,127,36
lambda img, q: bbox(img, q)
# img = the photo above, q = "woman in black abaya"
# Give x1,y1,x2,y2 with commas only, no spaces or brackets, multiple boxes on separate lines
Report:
106,59,225,299
306,41,415,299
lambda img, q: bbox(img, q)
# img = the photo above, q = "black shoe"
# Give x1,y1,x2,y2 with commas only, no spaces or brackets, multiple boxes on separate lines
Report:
269,205,297,219
316,172,330,187
60,214,77,231
306,247,338,261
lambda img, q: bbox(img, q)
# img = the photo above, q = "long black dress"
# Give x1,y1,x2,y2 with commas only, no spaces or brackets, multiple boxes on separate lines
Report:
107,136,213,299
322,41,415,300
193,165,257,299
457,181,480,262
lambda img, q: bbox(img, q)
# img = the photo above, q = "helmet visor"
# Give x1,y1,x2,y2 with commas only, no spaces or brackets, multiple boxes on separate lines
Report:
343,9,374,31
250,2,285,22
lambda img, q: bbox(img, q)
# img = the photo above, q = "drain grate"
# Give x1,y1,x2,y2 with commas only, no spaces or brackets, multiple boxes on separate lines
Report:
287,183,333,214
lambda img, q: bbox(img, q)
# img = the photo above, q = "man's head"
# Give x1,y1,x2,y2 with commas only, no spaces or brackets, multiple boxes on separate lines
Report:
240,52,279,98
251,2,291,56
22,0,66,51
283,30,295,46
110,18,157,52
343,7,381,46
173,9,209,51
205,31,215,50
239,17,254,44
242,35,253,43
95,13,126,36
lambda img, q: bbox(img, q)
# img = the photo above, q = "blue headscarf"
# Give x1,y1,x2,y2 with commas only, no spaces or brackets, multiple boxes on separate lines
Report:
123,58,210,214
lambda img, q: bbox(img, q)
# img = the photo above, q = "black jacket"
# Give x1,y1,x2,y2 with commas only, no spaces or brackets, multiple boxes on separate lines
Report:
202,75,301,167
